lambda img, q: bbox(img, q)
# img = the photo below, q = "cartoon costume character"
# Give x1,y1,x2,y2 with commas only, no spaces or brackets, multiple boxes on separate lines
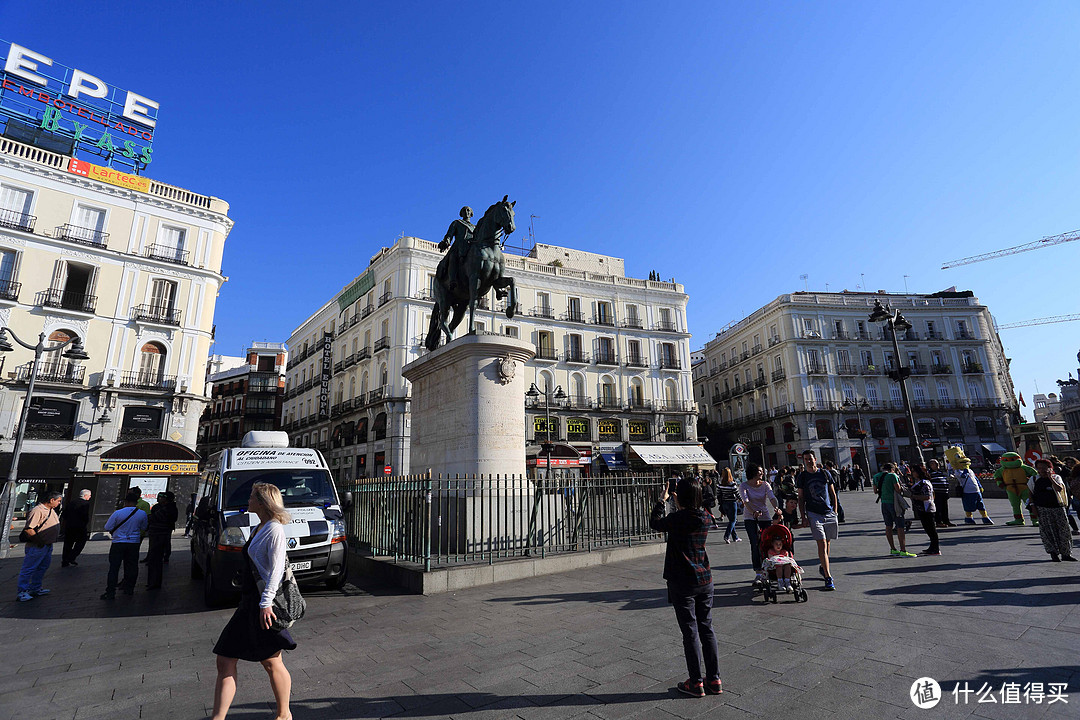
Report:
993,452,1038,526
944,446,993,525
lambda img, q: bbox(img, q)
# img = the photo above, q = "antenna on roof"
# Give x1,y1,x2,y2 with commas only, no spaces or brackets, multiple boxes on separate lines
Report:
799,274,808,291
529,215,540,245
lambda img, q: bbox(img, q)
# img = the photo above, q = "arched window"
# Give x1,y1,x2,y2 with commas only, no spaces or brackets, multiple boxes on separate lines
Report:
379,364,388,387
866,382,880,407
44,330,79,374
349,375,356,398
812,383,825,405
842,382,856,404
571,373,586,402
889,382,902,406
778,385,788,407
600,377,616,406
361,372,369,395
937,381,951,403
913,382,927,406
816,418,834,439
664,380,678,404
138,342,166,381
629,377,644,407
967,381,982,402
870,418,889,438
761,392,769,412
538,369,554,391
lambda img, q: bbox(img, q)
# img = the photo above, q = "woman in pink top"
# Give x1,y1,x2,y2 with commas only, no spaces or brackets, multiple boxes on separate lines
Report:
738,462,780,586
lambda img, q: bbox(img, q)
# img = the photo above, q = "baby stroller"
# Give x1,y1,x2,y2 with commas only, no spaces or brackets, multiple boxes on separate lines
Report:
759,523,808,603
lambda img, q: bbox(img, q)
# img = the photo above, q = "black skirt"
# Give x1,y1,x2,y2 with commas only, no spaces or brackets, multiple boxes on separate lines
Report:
213,535,296,661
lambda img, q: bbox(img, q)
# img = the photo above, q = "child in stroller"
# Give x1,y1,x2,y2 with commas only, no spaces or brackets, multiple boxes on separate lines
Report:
760,521,807,603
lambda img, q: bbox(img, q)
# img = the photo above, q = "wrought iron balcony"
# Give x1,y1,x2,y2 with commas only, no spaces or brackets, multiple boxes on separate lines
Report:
754,376,767,388
925,331,944,340
361,304,374,319
621,318,644,329
628,398,652,411
855,330,872,340
930,364,951,374
771,369,786,382
658,357,682,370
836,364,859,375
118,427,161,443
378,291,392,307
625,355,649,368
806,363,828,375
565,394,593,409
909,364,929,375
962,362,984,374
374,336,391,352
55,223,108,248
534,347,558,361
144,243,189,265
0,278,20,301
592,315,616,327
565,350,590,364
15,362,85,385
414,288,434,301
119,371,177,391
356,347,371,361
25,423,75,440
861,365,881,376
131,304,181,325
832,330,850,340
752,344,763,355
740,351,751,361
529,306,555,319
956,331,975,340
561,310,585,323
597,397,622,409
655,321,678,332
0,207,35,232
594,351,619,366
768,336,782,347
36,288,97,313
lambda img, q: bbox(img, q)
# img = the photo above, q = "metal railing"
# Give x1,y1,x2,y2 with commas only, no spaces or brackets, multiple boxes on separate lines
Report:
561,310,585,323
658,357,681,370
25,423,75,440
379,291,392,307
625,355,648,368
16,362,85,385
144,243,190,265
374,336,391,352
0,278,20,301
534,347,558,361
594,351,619,366
0,207,35,232
131,304,181,325
565,350,590,364
119,371,177,391
55,223,108,248
530,306,555,319
342,473,665,569
36,288,97,313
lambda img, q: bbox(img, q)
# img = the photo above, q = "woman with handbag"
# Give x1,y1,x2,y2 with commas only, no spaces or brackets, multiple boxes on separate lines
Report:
211,483,296,720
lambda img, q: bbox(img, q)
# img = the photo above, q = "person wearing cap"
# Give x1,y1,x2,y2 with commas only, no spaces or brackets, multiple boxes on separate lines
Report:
145,490,179,590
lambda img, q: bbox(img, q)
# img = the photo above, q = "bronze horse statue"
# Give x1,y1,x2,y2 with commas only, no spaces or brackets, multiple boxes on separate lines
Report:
424,196,517,351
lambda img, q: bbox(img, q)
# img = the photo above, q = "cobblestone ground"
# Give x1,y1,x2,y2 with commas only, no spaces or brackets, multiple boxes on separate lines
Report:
1,491,1078,720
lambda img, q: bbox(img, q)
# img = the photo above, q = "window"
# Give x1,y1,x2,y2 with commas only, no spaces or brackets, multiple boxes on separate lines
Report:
842,382,856,403
741,341,748,354
812,383,825,405
150,278,177,313
912,382,927,405
49,260,99,311
782,423,796,442
893,417,909,438
138,342,167,381
866,382,880,407
0,248,20,295
537,330,554,358
596,301,613,324
889,383,902,406
568,334,583,360
937,382,951,403
503,326,519,338
0,184,33,230
956,320,968,336
861,350,874,367
625,304,640,326
870,418,889,438
156,225,187,261
926,320,936,336
536,291,551,317
967,381,982,402
816,419,834,440
659,307,673,330
627,339,642,365
567,296,582,321
974,417,994,438
597,336,614,362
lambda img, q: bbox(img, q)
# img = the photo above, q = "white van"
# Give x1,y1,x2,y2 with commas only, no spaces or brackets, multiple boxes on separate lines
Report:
190,431,351,606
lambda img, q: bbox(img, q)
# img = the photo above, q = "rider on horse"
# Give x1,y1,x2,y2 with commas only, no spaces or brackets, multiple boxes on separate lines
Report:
438,206,475,295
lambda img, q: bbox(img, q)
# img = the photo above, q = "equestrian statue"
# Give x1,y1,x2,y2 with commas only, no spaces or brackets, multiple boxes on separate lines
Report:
424,195,518,352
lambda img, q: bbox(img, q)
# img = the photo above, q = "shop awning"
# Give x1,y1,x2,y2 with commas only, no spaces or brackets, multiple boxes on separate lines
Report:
981,443,1008,455
629,444,717,466
598,452,627,469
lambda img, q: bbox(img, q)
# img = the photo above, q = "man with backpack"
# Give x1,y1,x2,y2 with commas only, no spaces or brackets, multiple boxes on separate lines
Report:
100,489,149,600
873,464,916,557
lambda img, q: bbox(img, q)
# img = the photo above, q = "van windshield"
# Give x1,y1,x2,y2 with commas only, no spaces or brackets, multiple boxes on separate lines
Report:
223,469,337,510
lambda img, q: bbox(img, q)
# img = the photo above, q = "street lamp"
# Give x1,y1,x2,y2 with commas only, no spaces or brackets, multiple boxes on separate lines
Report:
0,328,89,559
868,300,924,466
526,381,566,478
842,398,873,486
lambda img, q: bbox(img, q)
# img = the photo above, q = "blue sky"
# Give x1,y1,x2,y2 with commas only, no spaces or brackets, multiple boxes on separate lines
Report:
5,1,1079,419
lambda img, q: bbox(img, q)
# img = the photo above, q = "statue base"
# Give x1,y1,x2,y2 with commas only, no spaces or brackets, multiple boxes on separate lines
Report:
402,333,536,477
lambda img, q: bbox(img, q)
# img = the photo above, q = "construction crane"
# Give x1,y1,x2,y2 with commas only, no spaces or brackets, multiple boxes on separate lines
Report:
941,228,1080,269
995,313,1080,331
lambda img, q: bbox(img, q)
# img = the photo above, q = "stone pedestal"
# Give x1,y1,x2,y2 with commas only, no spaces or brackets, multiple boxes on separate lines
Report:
402,333,536,477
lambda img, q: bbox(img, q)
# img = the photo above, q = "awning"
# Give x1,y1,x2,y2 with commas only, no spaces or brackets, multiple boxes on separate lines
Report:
597,452,627,469
629,444,717,466
981,443,1008,454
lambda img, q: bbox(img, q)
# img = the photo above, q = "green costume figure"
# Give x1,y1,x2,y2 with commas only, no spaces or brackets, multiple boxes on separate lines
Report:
993,452,1038,526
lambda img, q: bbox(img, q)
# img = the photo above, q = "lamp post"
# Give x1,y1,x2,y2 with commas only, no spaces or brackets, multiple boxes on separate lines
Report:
868,300,924,466
842,398,872,486
0,328,90,558
526,381,565,479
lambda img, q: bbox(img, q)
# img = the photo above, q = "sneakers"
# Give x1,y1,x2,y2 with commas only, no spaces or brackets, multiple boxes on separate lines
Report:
705,679,723,695
896,550,917,558
677,680,705,698
734,537,743,543
724,537,731,544
982,517,994,525
29,589,50,596
1005,518,1025,526
782,580,792,593
16,591,33,602
823,577,836,591
890,549,903,556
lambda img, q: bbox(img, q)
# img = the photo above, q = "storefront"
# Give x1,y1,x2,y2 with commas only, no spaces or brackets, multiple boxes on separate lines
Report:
594,442,628,473
89,440,201,532
627,443,717,473
526,443,582,480
0,452,80,520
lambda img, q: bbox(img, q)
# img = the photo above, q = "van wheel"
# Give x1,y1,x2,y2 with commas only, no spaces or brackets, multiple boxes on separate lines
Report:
326,564,349,590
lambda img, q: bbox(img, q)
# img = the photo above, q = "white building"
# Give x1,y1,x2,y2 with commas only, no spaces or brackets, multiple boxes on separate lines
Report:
0,136,231,521
283,236,696,479
693,289,1018,471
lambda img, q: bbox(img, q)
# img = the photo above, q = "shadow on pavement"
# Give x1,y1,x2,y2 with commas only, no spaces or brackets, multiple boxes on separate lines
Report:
235,689,688,719
866,575,1080,608
486,588,666,610
844,559,1034,576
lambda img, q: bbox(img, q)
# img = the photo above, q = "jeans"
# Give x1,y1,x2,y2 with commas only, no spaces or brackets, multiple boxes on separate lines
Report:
670,582,720,683
18,543,52,593
744,519,773,571
720,501,738,540
105,542,140,595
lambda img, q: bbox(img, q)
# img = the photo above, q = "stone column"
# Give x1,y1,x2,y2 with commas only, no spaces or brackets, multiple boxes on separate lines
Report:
402,334,536,477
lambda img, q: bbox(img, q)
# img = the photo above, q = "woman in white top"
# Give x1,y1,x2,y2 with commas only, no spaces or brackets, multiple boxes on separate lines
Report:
212,483,295,720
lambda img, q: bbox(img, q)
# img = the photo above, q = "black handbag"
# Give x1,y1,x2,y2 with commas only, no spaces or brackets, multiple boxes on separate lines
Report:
268,565,305,631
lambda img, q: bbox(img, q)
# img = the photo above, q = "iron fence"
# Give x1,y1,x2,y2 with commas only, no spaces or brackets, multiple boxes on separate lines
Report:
341,472,664,570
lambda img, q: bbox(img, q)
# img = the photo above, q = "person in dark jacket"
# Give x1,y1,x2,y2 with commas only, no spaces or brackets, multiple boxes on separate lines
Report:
649,476,722,698
61,489,92,567
145,491,178,589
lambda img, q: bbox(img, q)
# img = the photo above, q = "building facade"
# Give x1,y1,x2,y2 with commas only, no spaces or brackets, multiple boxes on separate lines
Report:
197,342,287,457
0,136,231,517
694,290,1018,472
283,237,695,480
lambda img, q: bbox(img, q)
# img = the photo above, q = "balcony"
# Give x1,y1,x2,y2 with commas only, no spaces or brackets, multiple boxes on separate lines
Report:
658,357,682,370
931,364,952,374
855,330,872,340
119,371,177,391
659,400,694,412
131,304,181,326
836,364,859,375
831,329,850,340
806,363,828,375
0,279,20,301
565,350,590,364
926,331,944,340
625,355,648,368
378,291,392,307
597,397,622,410
720,390,732,401
708,365,720,376
374,336,391,352
956,331,974,340
754,376,767,388
565,394,593,409
0,207,35,232
414,288,434,301
621,318,644,329
356,347,371,361
654,321,678,332
592,315,616,327
25,423,75,440
628,398,653,412
534,346,558,361
768,336,782,347
55,222,111,248
962,362,984,374
711,393,722,405
118,427,161,443
333,360,344,374
594,351,619,366
244,408,278,420
861,365,881,376
529,306,555,320
36,288,96,314
771,369,786,382
739,351,751,362
909,364,929,375
367,386,387,403
15,362,85,385
361,304,374,319
144,243,189,265
561,310,585,323
751,344,763,355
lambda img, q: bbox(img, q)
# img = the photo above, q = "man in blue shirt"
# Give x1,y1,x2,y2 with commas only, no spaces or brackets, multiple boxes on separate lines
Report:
796,450,840,590
100,489,149,600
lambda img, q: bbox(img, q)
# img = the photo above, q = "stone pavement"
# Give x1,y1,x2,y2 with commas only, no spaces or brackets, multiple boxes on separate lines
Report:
1,491,1078,720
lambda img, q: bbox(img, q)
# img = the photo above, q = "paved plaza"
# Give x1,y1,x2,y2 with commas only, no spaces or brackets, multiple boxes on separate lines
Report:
1,491,1077,720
